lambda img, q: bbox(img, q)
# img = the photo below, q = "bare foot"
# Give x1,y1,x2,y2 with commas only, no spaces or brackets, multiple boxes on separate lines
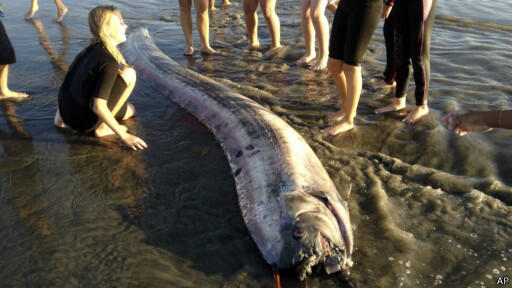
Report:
200,45,217,54
322,120,354,136
263,45,283,57
184,46,194,56
374,97,406,114
54,110,67,128
25,5,39,20
247,41,260,51
222,0,232,6
326,0,338,14
95,124,128,138
371,78,396,89
296,54,316,66
56,6,68,22
402,105,429,124
325,110,345,122
0,89,29,99
310,56,328,71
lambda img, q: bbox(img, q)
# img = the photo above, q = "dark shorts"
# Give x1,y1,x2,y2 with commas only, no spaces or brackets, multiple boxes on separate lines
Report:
0,20,16,65
329,0,381,66
61,77,128,134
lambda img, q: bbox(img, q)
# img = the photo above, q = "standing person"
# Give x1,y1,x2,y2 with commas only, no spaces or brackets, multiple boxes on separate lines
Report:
0,9,29,99
243,0,281,57
54,5,147,151
296,0,337,71
25,0,68,22
209,0,231,11
322,0,392,135
372,6,396,88
179,0,216,56
374,0,437,124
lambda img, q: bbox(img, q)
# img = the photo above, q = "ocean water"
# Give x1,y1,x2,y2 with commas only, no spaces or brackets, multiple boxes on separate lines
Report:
0,0,511,287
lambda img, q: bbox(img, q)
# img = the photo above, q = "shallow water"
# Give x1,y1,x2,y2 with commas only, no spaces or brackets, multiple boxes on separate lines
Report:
0,0,511,287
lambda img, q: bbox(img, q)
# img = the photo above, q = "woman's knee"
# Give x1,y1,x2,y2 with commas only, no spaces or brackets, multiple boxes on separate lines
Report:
179,0,192,13
260,0,276,19
327,58,343,74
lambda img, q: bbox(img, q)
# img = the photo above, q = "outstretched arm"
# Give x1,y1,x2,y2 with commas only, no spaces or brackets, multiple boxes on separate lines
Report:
441,110,512,136
93,98,147,150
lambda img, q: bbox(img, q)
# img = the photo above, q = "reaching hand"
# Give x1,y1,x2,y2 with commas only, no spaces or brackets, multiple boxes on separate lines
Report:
121,133,148,150
441,110,493,136
119,65,136,86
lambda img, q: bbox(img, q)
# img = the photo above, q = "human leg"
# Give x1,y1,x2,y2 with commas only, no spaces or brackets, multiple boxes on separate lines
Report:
375,0,409,114
297,0,316,65
309,0,329,71
209,0,216,10
25,0,39,20
95,78,135,137
326,0,337,14
403,0,436,123
0,65,28,99
323,63,361,135
260,0,282,56
194,0,216,54
179,0,195,56
243,0,260,49
54,0,68,22
324,58,346,122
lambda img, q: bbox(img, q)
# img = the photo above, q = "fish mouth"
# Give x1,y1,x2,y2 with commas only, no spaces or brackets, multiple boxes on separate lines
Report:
292,233,351,281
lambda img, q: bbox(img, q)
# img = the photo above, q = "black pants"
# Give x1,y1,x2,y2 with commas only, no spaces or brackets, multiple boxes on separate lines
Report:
394,0,436,106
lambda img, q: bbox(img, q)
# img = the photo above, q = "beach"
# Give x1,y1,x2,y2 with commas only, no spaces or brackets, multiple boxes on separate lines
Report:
0,0,511,287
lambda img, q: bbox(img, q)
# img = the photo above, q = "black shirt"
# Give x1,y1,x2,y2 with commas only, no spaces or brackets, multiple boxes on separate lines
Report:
58,42,123,132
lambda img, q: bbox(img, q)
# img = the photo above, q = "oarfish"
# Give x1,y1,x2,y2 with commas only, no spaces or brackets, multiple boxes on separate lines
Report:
123,28,353,280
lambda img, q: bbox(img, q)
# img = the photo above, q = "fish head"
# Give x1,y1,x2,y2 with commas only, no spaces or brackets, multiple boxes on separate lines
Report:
289,210,352,281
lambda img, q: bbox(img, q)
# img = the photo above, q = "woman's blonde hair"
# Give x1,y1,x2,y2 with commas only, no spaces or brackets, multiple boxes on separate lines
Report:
88,5,127,65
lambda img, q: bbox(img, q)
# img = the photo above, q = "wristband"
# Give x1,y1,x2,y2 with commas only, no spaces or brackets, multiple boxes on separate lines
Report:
498,110,503,128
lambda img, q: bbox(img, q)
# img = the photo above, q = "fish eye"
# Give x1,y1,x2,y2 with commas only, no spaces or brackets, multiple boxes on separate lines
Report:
293,228,306,239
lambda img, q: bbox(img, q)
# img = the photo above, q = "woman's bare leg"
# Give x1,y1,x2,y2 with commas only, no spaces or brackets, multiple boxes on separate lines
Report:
25,0,39,19
54,0,68,22
323,62,361,135
195,0,216,54
260,0,281,56
309,0,329,71
324,58,346,122
179,0,195,56
243,0,260,49
297,0,316,65
95,77,136,137
0,65,28,99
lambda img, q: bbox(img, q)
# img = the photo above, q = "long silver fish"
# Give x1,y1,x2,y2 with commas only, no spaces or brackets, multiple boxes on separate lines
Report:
123,28,353,280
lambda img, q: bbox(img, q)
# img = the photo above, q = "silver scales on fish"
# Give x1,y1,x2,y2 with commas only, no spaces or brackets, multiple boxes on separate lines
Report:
123,28,354,285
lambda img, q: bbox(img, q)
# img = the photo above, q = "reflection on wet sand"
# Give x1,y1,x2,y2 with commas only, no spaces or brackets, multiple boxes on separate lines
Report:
0,101,55,239
30,19,69,78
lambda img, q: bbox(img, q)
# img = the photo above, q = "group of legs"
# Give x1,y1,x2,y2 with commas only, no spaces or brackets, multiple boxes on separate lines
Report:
25,0,68,22
178,0,282,57
324,0,437,135
296,0,337,71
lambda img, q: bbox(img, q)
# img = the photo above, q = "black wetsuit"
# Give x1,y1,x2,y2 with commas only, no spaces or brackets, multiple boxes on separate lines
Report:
0,20,16,65
329,0,382,66
393,0,436,106
58,42,127,133
382,7,396,84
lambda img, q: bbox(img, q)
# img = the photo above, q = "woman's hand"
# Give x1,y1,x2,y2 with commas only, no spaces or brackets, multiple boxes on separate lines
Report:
119,65,136,86
121,133,148,150
441,110,493,136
